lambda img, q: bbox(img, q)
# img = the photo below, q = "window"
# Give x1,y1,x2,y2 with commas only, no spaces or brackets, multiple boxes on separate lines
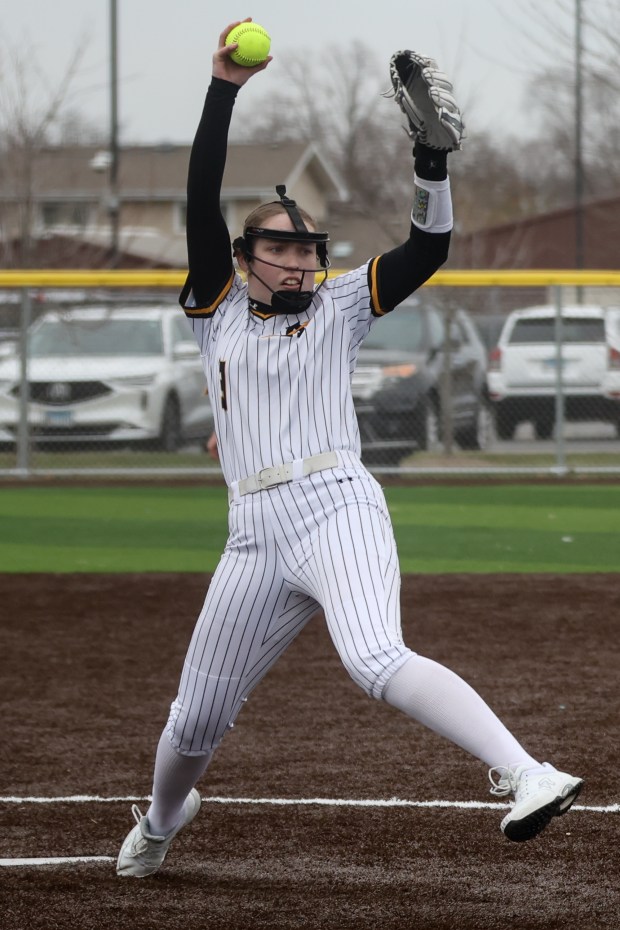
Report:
448,318,467,348
363,307,428,352
176,201,187,233
427,309,445,350
30,319,164,357
41,202,91,229
172,315,194,346
509,318,606,344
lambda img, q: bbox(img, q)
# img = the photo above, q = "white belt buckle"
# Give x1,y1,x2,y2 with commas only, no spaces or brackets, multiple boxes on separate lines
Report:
258,465,288,490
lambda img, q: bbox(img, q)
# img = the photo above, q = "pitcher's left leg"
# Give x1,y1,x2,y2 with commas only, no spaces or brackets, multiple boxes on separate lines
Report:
383,652,583,841
290,473,583,842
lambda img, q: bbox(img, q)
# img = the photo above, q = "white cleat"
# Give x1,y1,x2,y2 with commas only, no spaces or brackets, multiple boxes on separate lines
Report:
116,788,202,877
489,762,583,842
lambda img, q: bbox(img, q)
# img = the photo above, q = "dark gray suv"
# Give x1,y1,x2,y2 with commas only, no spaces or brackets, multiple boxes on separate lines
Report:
352,297,490,464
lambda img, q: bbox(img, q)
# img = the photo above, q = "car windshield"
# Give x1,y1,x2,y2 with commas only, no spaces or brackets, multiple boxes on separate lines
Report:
361,309,426,352
509,318,606,344
29,319,164,357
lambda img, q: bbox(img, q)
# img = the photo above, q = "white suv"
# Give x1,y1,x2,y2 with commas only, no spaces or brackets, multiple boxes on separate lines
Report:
0,305,213,450
487,304,620,439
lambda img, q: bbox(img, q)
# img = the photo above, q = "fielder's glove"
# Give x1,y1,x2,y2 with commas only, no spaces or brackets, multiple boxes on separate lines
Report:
387,50,465,151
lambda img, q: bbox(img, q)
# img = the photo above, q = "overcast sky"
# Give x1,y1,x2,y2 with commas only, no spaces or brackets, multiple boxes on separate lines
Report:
0,0,579,145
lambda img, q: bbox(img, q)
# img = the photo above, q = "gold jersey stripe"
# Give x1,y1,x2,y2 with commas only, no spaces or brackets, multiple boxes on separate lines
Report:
184,271,235,317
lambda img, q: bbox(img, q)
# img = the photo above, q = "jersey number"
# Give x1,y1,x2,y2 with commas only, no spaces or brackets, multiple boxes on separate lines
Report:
219,360,228,411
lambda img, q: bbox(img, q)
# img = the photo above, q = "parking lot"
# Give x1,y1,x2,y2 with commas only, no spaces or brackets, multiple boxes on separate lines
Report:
489,418,618,449
1,296,619,477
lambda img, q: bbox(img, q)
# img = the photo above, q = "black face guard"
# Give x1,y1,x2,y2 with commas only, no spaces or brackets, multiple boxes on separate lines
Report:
232,185,330,314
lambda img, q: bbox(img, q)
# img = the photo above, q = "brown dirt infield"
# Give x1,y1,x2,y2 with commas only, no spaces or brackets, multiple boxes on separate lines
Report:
2,572,619,930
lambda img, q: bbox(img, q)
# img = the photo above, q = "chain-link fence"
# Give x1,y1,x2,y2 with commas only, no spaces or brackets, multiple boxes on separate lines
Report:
1,269,619,477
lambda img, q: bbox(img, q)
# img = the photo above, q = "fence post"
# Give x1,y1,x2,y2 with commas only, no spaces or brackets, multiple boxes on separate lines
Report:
553,284,567,474
441,303,455,455
16,288,32,475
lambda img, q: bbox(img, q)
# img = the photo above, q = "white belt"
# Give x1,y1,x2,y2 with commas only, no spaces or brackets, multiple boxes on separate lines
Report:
229,451,339,502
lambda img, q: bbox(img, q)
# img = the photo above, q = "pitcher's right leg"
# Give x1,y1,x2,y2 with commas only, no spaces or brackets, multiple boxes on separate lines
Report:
118,496,318,877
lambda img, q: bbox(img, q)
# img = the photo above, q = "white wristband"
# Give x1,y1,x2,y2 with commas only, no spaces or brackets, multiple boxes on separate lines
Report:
411,174,453,233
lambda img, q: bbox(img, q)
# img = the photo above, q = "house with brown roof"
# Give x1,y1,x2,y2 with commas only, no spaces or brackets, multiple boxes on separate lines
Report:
6,139,616,286
0,141,348,268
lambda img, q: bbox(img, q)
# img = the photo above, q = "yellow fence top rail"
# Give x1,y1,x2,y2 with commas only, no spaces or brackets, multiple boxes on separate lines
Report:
1,269,620,288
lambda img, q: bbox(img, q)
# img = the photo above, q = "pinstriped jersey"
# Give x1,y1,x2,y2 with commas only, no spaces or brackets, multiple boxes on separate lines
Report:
184,262,380,486
180,79,452,486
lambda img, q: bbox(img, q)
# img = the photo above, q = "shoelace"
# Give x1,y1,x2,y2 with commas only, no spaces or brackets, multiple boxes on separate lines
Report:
126,805,169,867
488,765,524,797
131,803,144,826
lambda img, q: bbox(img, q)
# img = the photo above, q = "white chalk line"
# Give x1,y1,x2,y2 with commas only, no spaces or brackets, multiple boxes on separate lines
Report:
1,856,114,867
1,795,616,868
0,794,616,813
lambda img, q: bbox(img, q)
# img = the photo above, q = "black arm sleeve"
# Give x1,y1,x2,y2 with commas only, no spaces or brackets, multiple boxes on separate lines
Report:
371,142,451,313
373,227,451,313
179,78,239,310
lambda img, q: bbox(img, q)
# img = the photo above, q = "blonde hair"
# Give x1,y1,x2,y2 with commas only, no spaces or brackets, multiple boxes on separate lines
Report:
243,201,317,235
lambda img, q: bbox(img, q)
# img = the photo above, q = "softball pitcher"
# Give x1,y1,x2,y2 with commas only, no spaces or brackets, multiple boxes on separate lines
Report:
117,19,582,877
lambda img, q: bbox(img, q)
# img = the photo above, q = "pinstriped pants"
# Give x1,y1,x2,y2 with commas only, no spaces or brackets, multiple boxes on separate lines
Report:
166,457,412,754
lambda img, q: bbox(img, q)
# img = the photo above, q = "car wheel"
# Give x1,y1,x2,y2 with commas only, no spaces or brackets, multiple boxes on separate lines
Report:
457,401,493,451
496,412,517,440
415,399,440,452
158,396,182,452
534,416,554,440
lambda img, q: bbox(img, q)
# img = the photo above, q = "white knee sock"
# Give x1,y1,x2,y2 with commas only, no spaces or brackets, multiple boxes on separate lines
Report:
383,654,539,769
146,730,213,836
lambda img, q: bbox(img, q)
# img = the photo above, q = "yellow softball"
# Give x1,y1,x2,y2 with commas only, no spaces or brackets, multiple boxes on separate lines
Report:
225,22,271,67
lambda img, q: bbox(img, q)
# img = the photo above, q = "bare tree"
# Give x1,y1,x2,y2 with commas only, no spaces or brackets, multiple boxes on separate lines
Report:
234,44,411,220
0,37,100,267
500,0,620,203
233,42,553,246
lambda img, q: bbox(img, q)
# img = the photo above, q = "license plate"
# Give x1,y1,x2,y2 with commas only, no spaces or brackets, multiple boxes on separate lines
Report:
45,409,73,425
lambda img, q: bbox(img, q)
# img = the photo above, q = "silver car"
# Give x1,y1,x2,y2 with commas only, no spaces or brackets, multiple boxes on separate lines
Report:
0,305,213,450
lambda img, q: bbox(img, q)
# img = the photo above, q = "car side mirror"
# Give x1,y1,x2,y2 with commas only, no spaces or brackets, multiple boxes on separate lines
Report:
447,322,462,350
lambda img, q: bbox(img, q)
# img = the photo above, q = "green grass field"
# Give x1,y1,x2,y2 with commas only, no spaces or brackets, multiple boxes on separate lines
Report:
1,483,618,573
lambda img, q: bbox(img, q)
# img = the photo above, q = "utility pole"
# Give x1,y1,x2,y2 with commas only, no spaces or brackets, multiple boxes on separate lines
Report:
109,0,120,266
574,0,584,286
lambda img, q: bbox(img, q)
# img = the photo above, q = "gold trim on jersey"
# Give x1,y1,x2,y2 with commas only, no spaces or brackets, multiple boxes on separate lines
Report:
248,303,280,320
368,256,388,317
184,271,234,317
